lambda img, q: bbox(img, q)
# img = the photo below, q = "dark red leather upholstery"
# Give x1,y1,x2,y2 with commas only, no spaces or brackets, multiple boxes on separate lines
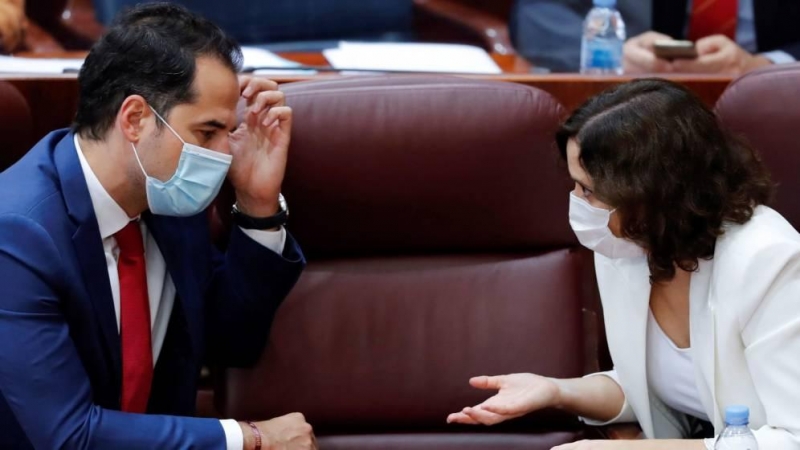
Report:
715,63,800,228
217,76,607,448
0,81,33,172
282,76,573,255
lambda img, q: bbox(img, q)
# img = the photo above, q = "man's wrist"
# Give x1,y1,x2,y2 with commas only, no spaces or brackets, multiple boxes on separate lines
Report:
745,54,773,73
238,422,255,450
234,196,279,218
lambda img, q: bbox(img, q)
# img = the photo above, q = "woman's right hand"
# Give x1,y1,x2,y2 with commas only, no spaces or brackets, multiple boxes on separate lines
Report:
446,373,562,426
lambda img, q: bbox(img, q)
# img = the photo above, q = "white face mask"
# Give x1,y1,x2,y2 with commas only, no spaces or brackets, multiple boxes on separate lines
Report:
568,192,645,259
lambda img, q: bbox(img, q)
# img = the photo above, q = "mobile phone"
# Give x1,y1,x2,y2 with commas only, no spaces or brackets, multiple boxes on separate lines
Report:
652,40,698,60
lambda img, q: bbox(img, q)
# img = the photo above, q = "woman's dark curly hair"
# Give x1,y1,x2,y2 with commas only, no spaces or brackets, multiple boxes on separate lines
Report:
557,79,774,283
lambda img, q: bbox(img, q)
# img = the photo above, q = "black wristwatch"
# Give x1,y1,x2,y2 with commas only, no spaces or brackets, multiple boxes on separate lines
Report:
231,194,289,230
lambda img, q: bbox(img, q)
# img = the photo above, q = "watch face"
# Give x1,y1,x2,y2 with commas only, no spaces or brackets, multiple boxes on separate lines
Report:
278,193,289,216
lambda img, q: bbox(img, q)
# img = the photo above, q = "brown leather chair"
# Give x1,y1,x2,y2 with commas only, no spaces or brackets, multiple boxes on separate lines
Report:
715,63,800,228
215,75,611,449
0,81,33,171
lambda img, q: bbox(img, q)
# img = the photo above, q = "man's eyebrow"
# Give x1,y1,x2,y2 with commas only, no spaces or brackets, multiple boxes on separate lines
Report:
199,120,235,132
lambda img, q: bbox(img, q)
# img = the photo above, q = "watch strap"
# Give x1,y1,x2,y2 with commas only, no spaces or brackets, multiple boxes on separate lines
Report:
231,203,288,230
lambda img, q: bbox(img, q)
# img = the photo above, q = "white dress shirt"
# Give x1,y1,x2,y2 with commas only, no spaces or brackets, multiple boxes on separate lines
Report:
75,135,286,450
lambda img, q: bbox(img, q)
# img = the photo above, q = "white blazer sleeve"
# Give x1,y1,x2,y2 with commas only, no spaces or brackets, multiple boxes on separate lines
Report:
738,241,800,448
578,369,638,426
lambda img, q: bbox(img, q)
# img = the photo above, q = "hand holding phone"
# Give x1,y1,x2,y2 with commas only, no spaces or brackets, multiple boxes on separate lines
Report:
652,40,698,60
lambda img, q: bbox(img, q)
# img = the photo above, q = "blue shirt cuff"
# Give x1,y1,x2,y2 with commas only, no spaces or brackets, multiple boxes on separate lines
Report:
760,50,796,65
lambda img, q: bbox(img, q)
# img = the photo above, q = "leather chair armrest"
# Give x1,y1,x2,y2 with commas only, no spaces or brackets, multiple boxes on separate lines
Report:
412,0,515,56
22,20,64,53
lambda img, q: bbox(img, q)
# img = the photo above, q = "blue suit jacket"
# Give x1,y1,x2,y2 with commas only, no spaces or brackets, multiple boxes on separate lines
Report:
0,130,306,449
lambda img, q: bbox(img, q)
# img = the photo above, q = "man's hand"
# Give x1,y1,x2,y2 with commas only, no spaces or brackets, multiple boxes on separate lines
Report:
227,76,292,217
623,31,676,74
672,35,772,75
446,373,561,426
240,413,318,450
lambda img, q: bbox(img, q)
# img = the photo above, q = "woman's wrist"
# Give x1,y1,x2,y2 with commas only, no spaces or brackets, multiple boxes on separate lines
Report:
549,377,569,409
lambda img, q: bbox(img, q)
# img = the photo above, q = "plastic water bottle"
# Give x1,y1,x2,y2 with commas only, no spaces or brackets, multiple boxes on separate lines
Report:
715,405,759,450
580,0,626,75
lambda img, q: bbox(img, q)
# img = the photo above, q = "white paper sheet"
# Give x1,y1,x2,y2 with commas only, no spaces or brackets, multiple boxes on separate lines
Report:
0,55,84,74
0,48,314,76
240,46,317,75
322,42,502,74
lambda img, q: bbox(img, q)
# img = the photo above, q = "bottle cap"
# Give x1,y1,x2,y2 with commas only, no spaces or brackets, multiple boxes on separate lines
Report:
724,405,750,426
593,0,616,7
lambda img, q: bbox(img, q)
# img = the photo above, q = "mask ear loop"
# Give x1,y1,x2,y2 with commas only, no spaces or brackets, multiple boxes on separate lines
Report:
148,105,187,145
130,142,149,177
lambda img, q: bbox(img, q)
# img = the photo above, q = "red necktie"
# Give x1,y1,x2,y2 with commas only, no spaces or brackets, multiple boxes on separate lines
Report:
115,221,153,413
688,0,738,41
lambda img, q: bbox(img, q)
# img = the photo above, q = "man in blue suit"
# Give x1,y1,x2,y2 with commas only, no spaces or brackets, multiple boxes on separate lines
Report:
0,3,314,449
512,0,800,73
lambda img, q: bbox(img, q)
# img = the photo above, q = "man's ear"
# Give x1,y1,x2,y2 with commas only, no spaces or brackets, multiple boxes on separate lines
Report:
117,95,150,144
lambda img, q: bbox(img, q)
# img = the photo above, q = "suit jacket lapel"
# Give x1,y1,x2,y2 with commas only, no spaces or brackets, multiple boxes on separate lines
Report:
690,258,720,428
54,132,122,392
143,213,202,358
753,0,777,52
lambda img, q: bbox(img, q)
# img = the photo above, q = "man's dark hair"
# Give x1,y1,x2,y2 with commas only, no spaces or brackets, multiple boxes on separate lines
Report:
73,2,243,140
557,79,774,283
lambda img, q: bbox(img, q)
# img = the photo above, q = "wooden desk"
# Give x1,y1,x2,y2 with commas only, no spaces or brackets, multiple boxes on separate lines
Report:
2,51,734,142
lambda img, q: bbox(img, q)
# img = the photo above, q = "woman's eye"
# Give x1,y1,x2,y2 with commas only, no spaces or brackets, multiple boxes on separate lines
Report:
201,130,215,141
583,187,593,198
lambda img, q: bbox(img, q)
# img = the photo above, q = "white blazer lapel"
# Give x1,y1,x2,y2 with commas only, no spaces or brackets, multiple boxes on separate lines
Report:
597,255,655,437
690,258,720,428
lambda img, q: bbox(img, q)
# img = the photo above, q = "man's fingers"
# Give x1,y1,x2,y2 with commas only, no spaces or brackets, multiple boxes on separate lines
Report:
672,58,704,72
240,76,280,99
469,375,503,390
238,76,255,98
695,34,730,55
623,44,656,71
446,412,480,425
311,432,320,450
673,51,725,73
249,90,285,115
636,31,674,50
262,106,292,128
624,42,673,73
286,411,306,421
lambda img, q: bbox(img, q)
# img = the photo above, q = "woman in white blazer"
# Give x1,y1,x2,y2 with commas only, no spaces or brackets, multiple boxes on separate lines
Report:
448,79,800,449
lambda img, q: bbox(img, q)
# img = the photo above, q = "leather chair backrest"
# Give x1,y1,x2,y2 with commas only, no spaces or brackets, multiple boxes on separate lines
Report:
716,63,800,229
0,82,34,172
218,76,603,439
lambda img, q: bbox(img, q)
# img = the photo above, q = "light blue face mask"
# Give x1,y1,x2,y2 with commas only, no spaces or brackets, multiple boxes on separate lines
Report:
131,106,232,217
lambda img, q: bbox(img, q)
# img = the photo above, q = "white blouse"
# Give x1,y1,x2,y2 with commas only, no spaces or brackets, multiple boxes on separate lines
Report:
646,309,709,422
